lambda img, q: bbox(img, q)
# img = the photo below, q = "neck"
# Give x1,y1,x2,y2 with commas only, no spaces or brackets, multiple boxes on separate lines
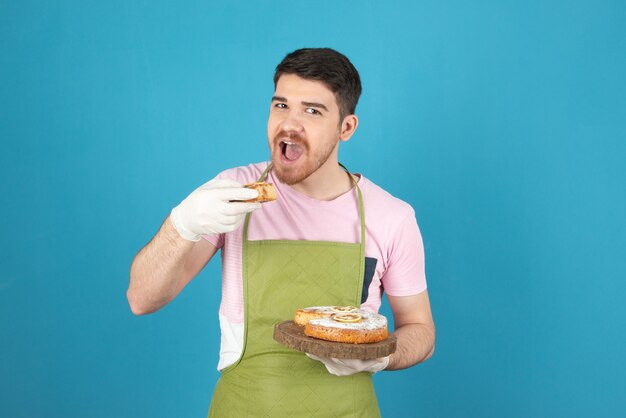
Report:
290,154,354,201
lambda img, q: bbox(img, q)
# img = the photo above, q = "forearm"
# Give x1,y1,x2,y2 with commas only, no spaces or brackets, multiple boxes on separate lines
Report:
127,216,196,315
386,323,435,370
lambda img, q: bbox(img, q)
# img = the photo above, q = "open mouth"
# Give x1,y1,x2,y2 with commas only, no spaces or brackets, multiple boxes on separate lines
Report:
280,140,304,162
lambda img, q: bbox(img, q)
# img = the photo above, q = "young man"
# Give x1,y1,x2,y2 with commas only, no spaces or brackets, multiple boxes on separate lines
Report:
128,48,435,417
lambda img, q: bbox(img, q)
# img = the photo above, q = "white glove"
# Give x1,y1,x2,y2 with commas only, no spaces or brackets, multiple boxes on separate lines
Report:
306,353,390,376
170,178,261,241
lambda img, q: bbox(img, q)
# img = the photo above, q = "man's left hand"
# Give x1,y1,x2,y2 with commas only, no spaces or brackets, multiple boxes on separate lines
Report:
306,353,389,376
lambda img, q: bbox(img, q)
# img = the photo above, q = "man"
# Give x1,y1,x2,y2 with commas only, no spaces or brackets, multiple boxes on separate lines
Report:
128,48,435,417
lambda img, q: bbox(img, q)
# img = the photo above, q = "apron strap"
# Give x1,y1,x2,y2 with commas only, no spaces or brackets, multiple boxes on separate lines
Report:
338,162,366,250
258,163,273,183
338,162,366,297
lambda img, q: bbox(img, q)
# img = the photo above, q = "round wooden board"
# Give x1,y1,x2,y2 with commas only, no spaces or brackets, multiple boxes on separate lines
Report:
273,321,396,360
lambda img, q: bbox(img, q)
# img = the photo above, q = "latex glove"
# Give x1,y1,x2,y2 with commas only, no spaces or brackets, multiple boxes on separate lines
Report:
170,178,261,241
307,353,390,376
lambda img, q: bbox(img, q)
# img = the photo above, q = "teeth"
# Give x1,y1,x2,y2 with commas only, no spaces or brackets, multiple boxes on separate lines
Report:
283,140,294,145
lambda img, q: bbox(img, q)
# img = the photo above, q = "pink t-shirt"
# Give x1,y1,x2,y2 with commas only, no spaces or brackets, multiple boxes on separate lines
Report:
204,162,427,370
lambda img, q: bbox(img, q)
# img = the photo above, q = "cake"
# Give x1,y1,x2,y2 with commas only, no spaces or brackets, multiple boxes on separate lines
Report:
294,306,389,344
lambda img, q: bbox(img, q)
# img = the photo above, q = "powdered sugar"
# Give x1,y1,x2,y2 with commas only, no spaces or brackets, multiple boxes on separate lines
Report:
308,308,388,331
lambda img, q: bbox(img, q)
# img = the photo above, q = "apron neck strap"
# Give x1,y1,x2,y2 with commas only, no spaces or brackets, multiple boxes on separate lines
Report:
338,163,366,248
258,163,273,182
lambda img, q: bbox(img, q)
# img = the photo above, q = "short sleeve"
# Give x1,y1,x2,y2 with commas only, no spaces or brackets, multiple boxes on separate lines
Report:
381,210,427,296
203,233,224,249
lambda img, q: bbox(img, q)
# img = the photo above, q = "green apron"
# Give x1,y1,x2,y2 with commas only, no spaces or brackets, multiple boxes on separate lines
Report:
208,164,381,418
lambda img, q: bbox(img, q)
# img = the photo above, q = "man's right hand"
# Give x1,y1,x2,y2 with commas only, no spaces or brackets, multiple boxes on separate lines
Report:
170,178,261,241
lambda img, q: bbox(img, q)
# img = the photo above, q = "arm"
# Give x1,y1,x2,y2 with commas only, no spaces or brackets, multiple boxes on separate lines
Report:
127,178,261,315
127,216,218,315
386,290,435,370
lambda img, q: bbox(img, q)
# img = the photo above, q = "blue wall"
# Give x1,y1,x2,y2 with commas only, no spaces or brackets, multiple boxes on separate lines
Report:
1,1,625,417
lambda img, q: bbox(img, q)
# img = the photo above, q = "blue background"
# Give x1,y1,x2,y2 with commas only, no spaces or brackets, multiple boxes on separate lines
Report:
1,1,625,417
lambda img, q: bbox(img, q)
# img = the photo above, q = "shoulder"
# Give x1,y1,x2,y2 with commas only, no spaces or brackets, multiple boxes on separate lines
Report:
358,174,421,250
215,161,271,184
359,175,415,221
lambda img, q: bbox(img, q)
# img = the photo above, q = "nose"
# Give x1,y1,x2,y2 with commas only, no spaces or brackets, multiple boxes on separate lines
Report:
278,108,304,133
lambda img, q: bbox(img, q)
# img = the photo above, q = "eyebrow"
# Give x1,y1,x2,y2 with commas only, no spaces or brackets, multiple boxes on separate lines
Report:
271,96,328,112
302,101,328,111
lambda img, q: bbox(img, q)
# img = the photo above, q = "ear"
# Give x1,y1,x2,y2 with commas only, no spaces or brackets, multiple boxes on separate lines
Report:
339,114,359,142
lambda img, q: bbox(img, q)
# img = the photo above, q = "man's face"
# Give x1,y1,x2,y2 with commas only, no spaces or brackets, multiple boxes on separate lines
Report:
267,74,343,185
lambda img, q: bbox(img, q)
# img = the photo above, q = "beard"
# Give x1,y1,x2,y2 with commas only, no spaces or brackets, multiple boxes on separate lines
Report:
270,130,338,186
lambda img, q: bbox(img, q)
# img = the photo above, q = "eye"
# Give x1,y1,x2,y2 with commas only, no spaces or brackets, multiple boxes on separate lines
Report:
305,108,321,115
274,103,287,109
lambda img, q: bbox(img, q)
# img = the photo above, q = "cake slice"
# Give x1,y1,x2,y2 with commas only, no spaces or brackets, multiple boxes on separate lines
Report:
242,182,276,203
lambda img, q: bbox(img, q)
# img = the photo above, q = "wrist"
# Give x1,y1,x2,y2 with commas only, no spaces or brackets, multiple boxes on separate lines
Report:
169,208,201,242
376,355,390,373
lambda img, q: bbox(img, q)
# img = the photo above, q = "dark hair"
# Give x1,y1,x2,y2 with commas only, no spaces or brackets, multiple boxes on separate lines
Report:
274,48,362,120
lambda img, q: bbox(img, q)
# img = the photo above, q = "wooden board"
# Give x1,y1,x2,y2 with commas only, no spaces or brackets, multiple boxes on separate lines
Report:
273,321,397,360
